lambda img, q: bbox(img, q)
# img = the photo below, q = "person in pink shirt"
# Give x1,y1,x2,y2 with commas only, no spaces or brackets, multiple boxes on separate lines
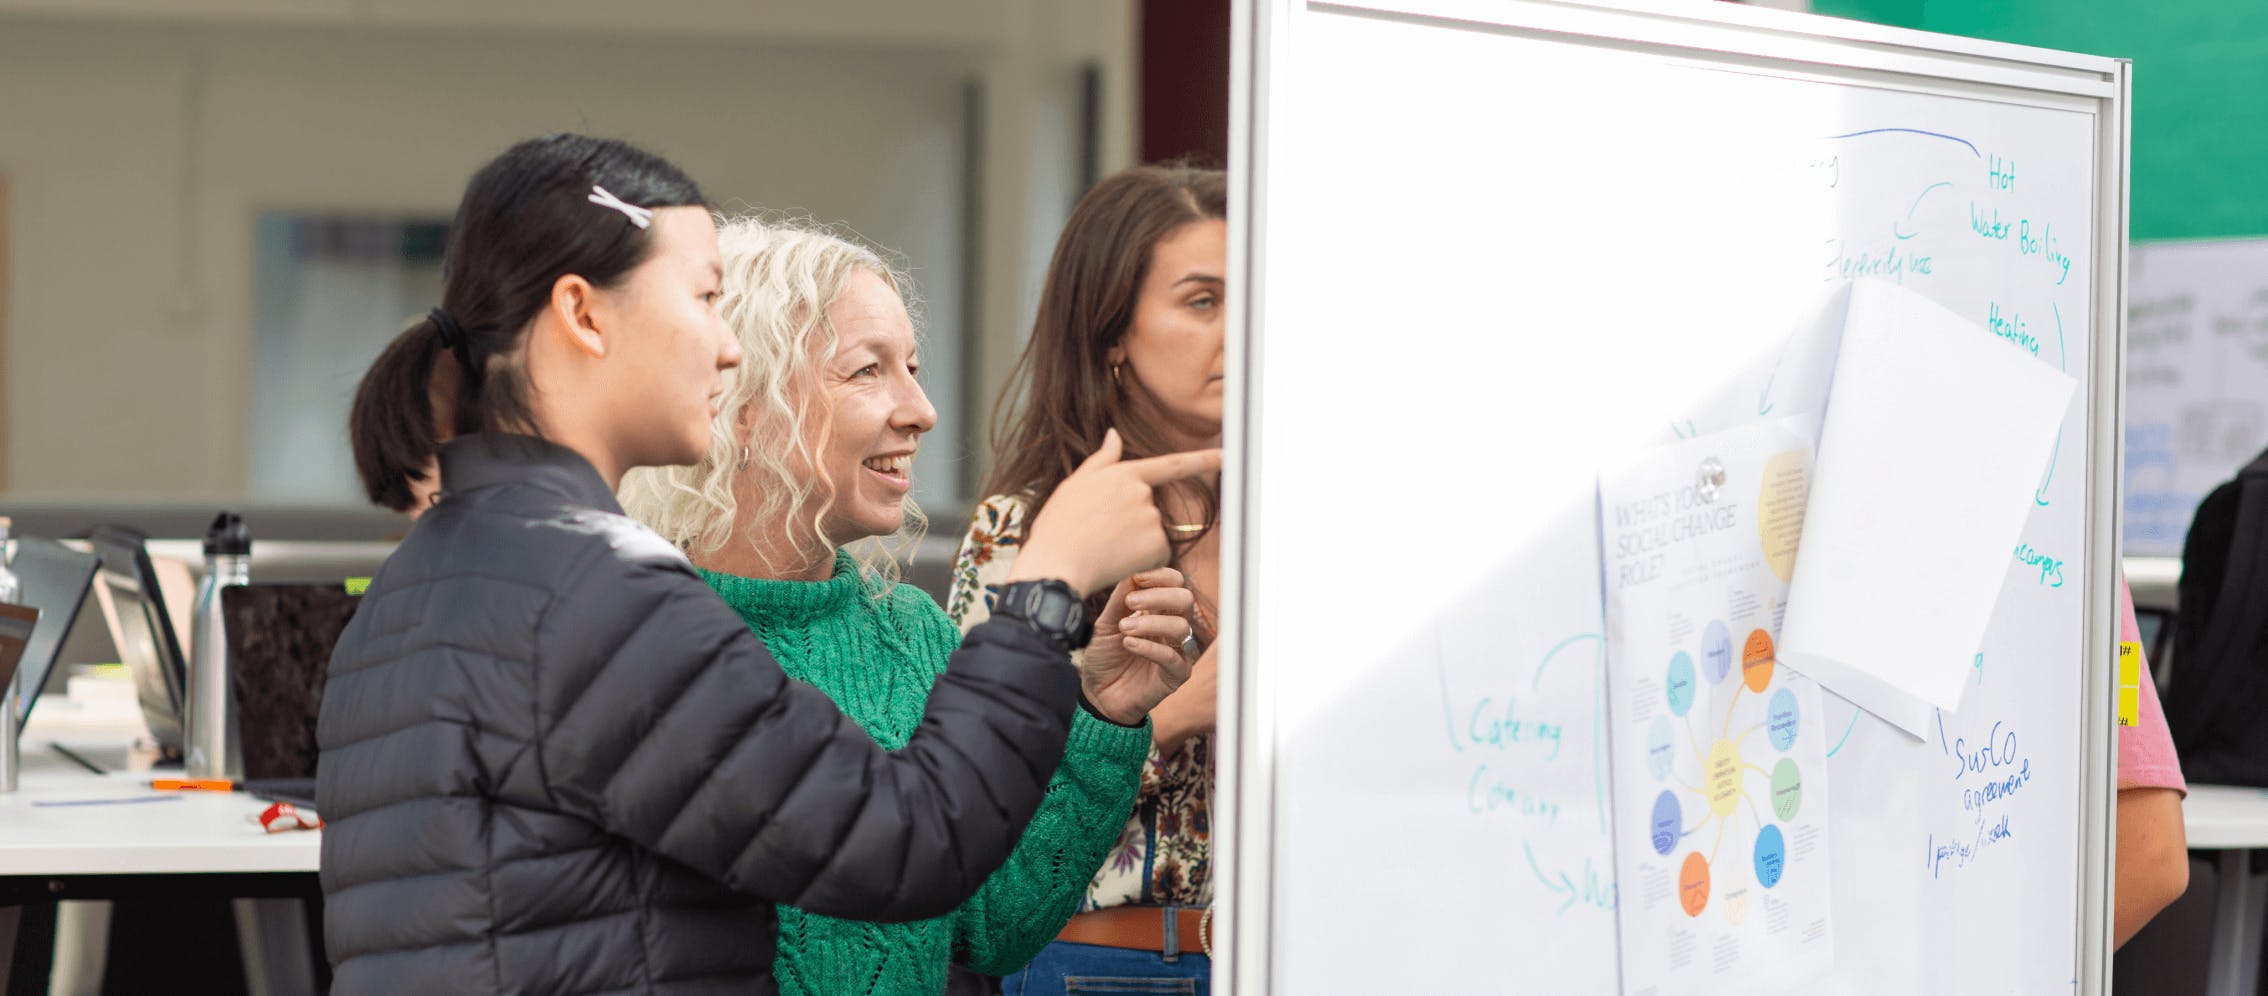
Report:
2116,572,2189,949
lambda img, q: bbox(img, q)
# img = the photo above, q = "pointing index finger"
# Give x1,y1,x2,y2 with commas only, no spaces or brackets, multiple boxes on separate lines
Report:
1124,448,1224,486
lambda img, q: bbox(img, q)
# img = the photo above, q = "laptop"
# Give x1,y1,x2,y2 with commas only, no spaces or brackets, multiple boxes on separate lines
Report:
224,582,361,782
8,536,99,722
87,526,191,760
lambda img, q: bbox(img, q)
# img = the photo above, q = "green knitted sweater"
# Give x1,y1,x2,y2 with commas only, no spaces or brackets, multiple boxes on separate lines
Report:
701,551,1151,996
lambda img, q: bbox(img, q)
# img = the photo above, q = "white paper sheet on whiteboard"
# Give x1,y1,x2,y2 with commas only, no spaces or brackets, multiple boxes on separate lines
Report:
1777,280,2076,737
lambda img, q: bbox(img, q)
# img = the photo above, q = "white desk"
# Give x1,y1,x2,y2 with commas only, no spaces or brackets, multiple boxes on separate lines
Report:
0,765,318,878
2184,785,2268,996
1,711,321,993
3,705,319,879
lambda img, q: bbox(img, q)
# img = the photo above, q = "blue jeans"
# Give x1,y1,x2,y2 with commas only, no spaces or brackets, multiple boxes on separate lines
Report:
1000,940,1212,996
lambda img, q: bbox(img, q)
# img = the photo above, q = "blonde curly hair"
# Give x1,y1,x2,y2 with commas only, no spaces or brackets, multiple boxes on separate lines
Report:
619,213,926,588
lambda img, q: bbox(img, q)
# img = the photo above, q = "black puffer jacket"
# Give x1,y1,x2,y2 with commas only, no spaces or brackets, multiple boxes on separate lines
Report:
316,435,1080,995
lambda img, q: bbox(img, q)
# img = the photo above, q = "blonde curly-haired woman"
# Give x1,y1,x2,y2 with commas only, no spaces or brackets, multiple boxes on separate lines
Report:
620,215,1207,996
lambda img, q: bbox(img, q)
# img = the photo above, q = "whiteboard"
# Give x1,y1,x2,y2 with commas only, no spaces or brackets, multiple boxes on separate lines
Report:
1219,2,2125,993
2125,238,2268,556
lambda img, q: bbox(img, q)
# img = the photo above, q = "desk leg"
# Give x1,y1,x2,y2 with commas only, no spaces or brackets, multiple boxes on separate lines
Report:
2245,860,2268,996
233,898,317,996
0,906,15,994
2,905,55,996
49,900,111,994
2210,850,2261,996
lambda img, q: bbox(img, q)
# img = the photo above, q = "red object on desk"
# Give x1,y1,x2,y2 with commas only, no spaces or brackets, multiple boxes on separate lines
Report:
257,802,321,833
151,778,233,792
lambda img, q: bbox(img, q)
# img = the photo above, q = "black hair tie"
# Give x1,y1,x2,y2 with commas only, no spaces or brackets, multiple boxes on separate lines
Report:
428,307,479,381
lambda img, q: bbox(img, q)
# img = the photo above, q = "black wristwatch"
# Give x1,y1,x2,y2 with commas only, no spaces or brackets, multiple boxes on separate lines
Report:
992,579,1095,652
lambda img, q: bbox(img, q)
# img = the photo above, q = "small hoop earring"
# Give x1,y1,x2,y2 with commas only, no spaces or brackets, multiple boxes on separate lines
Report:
739,445,752,467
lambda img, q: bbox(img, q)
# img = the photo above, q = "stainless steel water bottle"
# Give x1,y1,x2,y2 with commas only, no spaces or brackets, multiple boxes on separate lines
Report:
187,511,250,780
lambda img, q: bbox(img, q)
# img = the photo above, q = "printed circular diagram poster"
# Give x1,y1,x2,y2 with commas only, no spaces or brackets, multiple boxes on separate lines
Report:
1600,418,1834,995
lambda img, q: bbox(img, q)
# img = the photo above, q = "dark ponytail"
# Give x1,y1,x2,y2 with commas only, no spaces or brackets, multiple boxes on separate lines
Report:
350,316,451,511
348,133,707,511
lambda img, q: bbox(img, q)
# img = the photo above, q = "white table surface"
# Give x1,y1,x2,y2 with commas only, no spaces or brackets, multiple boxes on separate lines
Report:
2186,784,2268,850
0,706,318,877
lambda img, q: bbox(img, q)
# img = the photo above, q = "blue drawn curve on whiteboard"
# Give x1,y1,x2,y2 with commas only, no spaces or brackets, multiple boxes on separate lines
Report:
1523,839,1580,915
1533,630,1608,834
1894,181,1953,240
1757,315,1811,416
2035,432,2063,507
1821,127,1981,157
2035,303,2068,506
1825,704,1862,758
2054,303,2067,373
1532,631,1605,690
1433,629,1464,753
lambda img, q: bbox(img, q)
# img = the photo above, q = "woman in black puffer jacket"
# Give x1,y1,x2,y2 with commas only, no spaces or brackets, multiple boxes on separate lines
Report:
317,134,1219,996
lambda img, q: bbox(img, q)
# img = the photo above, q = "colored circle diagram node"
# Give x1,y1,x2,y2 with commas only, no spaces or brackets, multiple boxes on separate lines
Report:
1647,624,1805,921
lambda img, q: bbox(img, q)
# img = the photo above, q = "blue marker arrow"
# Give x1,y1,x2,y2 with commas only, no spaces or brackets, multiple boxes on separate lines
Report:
1524,841,1580,916
1826,705,1861,759
1894,181,1952,240
2034,303,2068,506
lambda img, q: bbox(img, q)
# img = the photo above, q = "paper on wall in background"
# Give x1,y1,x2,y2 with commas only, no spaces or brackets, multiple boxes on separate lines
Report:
2124,239,2268,556
1777,280,2077,737
1601,417,1834,996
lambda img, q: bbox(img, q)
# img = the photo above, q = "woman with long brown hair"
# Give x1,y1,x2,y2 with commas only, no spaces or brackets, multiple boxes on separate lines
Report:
949,162,1226,994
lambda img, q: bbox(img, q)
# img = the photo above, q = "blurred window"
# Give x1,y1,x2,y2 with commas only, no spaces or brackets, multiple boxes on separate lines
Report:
250,214,447,503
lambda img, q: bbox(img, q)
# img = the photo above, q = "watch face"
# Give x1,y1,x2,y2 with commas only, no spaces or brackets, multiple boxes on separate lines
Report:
999,580,1088,648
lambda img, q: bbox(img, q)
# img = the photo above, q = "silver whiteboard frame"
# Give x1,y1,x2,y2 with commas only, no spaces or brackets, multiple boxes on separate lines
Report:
1220,1,2129,992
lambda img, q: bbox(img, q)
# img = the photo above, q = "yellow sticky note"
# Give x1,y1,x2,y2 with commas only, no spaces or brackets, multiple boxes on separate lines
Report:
2115,642,2144,727
344,577,372,596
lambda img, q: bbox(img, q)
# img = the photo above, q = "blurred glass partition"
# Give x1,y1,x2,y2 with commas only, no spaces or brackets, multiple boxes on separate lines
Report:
250,214,447,504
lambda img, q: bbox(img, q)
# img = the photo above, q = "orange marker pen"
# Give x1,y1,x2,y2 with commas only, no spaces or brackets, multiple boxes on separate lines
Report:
151,778,234,792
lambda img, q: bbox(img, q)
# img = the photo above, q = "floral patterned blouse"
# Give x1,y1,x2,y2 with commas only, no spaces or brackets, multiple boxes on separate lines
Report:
948,493,1213,912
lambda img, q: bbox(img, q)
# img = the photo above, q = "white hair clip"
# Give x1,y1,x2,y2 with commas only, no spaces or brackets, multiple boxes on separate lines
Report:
587,185,654,230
